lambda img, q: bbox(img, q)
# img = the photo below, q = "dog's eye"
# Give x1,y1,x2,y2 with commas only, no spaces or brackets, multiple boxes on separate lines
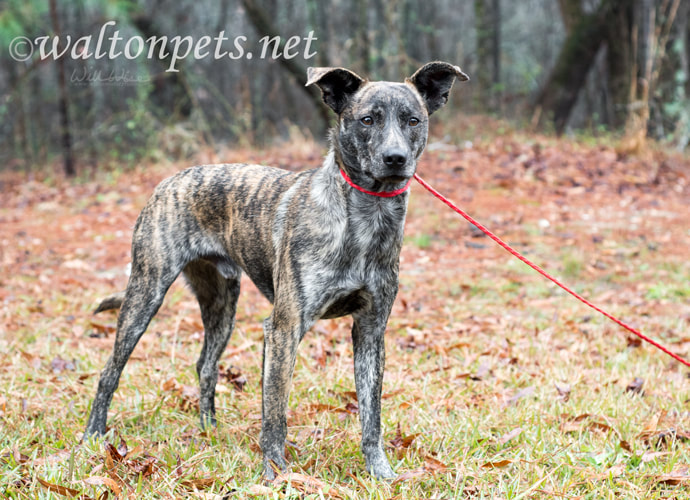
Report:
408,117,420,127
360,116,373,126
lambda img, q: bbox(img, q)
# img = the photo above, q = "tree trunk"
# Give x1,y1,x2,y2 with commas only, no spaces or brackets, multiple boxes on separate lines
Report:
557,0,584,34
617,0,682,152
534,0,618,134
475,0,501,111
131,15,193,120
49,0,75,176
606,1,635,129
492,0,501,95
239,0,331,129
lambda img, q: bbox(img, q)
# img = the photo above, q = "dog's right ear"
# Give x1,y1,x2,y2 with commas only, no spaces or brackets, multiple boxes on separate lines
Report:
306,67,365,114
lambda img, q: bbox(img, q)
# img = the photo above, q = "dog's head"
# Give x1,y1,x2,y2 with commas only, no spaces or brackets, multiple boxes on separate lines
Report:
306,62,469,189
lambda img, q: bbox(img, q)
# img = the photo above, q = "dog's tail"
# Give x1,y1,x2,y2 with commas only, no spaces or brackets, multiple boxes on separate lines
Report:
94,291,126,314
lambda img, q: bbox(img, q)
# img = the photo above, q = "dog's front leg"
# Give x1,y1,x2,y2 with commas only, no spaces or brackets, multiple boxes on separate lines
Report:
260,312,303,479
352,306,396,479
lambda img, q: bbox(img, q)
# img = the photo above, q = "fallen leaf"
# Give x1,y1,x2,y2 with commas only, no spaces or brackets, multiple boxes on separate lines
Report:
341,390,358,401
219,365,247,392
482,459,513,468
498,427,523,445
506,386,535,406
248,483,282,497
180,477,215,490
382,389,404,399
606,464,626,477
560,413,619,436
51,356,76,374
82,475,122,496
307,403,357,415
625,377,644,395
656,465,690,485
471,362,491,381
89,321,116,337
423,455,448,472
638,410,665,440
116,437,128,458
105,442,124,463
32,449,71,466
391,468,428,484
554,382,571,402
128,455,158,477
36,477,81,497
390,422,419,460
641,451,671,463
12,445,29,464
20,351,41,370
273,472,350,499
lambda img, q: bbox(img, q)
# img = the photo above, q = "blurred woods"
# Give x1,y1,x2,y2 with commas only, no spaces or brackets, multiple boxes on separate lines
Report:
0,0,688,175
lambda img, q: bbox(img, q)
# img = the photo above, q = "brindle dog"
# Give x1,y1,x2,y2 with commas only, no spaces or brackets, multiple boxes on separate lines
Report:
85,62,469,479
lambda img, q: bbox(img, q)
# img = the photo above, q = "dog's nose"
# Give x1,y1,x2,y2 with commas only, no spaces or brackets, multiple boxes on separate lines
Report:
383,151,407,167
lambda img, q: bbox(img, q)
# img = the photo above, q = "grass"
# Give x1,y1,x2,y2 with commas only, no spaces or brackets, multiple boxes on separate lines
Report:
1,141,689,498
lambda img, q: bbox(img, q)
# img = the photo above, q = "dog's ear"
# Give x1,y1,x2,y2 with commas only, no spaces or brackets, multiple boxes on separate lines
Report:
306,67,366,114
407,62,469,115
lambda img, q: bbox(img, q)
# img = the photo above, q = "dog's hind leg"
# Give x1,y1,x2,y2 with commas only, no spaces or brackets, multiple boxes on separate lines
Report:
183,258,241,429
84,252,181,437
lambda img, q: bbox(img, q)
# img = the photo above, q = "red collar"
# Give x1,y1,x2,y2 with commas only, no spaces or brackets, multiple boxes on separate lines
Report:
339,169,412,198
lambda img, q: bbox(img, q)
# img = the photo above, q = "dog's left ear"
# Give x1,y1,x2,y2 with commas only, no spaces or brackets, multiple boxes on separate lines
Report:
306,67,366,114
407,62,469,115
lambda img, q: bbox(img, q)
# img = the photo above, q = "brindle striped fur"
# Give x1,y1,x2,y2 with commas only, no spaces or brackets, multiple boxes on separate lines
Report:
85,62,469,480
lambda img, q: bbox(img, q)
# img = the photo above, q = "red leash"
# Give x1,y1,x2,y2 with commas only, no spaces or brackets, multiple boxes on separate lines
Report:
413,173,690,369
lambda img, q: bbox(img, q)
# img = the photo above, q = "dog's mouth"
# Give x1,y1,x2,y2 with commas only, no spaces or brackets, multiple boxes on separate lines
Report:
376,175,409,184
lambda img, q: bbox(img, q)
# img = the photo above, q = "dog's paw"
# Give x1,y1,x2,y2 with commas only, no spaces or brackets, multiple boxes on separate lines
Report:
365,454,396,480
81,426,106,443
262,457,288,482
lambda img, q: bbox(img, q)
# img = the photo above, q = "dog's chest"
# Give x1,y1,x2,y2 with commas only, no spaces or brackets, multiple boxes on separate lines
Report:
299,193,406,311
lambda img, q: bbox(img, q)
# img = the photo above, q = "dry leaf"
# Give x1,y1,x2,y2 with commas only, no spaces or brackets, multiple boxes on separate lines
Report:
51,356,76,374
554,382,571,402
116,438,128,458
105,442,124,463
560,413,619,436
82,475,122,496
32,449,71,466
638,410,665,440
498,427,523,445
641,451,671,463
273,472,350,499
656,465,690,485
248,483,282,497
482,459,513,468
506,386,535,406
180,477,215,490
36,477,81,497
391,468,428,484
20,351,41,370
423,455,448,472
389,423,420,459
625,377,644,395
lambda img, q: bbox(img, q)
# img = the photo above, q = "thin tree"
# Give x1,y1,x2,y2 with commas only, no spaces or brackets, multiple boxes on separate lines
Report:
533,0,619,135
49,0,75,176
